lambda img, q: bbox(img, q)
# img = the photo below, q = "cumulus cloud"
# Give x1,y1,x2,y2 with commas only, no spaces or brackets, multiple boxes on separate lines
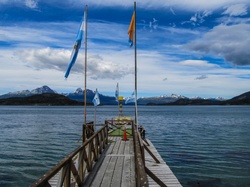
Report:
15,48,133,80
222,4,248,16
87,54,133,80
16,48,69,70
184,24,250,66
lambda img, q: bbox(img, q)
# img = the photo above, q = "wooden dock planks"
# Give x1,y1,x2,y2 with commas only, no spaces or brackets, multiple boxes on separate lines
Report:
145,139,183,187
90,136,135,187
48,136,182,187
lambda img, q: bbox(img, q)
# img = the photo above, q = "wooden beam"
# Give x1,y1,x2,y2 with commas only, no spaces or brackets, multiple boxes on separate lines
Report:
143,144,160,163
145,166,168,187
70,160,82,186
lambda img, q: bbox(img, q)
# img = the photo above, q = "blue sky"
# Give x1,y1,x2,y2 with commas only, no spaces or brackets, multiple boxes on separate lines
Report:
0,0,250,99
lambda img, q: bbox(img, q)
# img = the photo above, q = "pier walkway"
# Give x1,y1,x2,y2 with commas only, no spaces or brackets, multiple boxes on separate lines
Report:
87,136,135,186
31,120,182,187
87,136,182,187
145,139,182,187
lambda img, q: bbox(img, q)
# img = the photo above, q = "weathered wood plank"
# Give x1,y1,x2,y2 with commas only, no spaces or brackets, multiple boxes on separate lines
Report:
89,136,135,187
145,139,182,187
101,156,118,186
124,140,130,155
48,133,182,187
111,156,124,187
89,156,112,186
111,137,122,154
129,139,136,187
121,156,132,187
118,139,126,154
86,138,116,186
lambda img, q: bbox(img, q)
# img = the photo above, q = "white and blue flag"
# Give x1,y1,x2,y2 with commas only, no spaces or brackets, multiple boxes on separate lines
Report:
125,92,135,104
92,89,100,106
65,8,86,78
115,83,119,102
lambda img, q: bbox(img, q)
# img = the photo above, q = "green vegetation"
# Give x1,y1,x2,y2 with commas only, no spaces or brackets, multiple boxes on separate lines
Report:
109,129,132,137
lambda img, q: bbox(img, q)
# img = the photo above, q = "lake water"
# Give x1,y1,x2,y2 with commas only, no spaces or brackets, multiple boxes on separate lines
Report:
0,105,249,187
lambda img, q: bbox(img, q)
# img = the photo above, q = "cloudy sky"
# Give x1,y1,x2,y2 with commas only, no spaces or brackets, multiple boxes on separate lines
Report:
0,0,250,98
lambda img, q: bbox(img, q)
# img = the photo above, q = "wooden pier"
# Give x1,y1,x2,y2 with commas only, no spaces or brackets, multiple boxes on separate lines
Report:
31,119,182,187
145,139,182,187
88,136,135,187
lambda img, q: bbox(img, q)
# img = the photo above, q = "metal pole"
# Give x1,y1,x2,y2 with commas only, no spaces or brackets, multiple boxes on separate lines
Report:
134,2,138,130
94,106,96,132
83,5,88,142
117,83,119,116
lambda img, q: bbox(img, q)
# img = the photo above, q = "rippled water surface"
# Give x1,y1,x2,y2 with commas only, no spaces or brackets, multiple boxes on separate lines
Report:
0,106,249,187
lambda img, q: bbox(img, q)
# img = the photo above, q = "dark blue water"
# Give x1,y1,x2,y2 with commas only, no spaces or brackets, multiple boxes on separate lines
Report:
0,106,249,187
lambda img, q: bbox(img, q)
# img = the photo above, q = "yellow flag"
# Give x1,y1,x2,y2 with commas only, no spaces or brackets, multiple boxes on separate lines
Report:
128,12,135,47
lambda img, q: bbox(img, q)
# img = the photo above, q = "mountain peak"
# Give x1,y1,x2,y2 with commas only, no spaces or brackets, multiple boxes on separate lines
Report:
169,93,186,99
31,85,55,94
8,89,31,95
75,88,83,94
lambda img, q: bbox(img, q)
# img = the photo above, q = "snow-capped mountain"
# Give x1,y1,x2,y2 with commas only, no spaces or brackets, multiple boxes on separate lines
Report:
65,88,117,104
0,85,227,104
65,88,94,102
31,85,56,94
74,88,84,94
0,85,56,99
8,89,32,96
207,97,226,101
138,94,188,105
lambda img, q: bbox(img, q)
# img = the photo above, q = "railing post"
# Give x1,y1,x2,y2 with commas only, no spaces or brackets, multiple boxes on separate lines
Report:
30,125,108,187
105,124,108,144
64,161,71,187
132,121,149,187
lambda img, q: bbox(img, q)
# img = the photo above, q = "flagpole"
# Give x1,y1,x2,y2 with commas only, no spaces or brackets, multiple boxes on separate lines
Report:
94,90,97,132
94,106,96,131
134,1,138,130
117,83,119,116
83,5,88,142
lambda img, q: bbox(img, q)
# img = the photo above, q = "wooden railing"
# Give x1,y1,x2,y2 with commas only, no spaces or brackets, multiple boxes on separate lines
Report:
105,118,149,187
30,124,108,187
132,123,149,187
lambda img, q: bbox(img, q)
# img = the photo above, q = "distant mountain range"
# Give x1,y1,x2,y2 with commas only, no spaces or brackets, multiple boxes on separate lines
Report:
0,93,82,106
0,85,249,105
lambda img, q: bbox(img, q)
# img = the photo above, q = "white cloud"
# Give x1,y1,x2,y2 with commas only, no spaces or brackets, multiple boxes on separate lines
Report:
184,24,250,66
14,48,133,80
180,60,218,68
0,23,76,49
222,4,248,16
76,0,250,11
25,0,38,9
0,1,249,98
186,10,212,26
1,0,250,12
16,48,69,70
0,0,39,9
